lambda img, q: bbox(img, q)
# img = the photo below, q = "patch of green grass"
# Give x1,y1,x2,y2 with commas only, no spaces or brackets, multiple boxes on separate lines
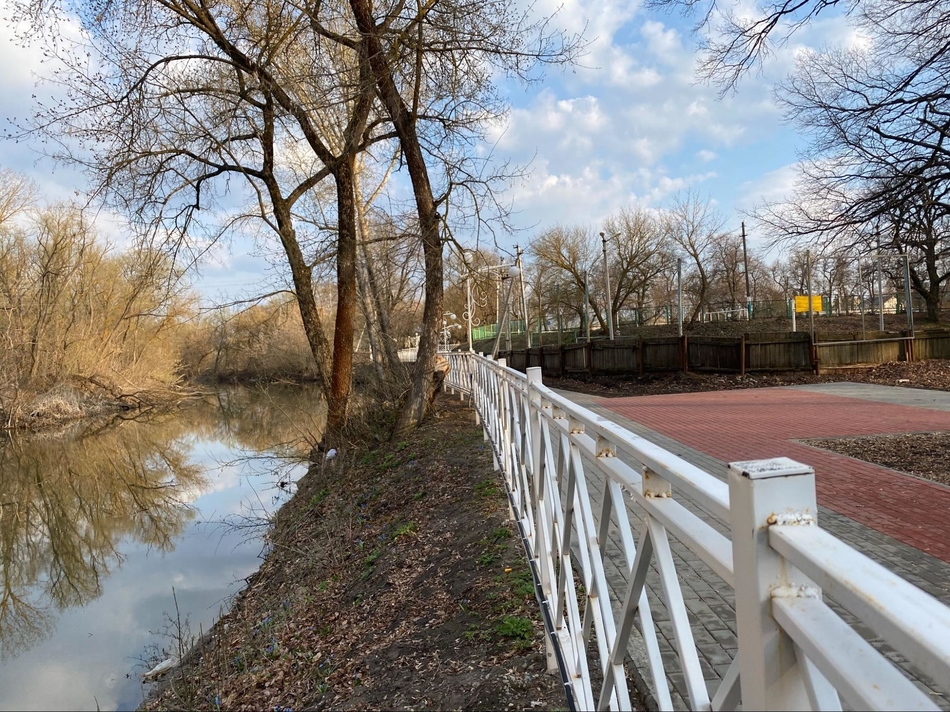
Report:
309,489,329,508
462,623,480,641
508,568,535,598
393,522,416,540
489,527,511,542
312,660,336,694
359,450,378,466
413,490,426,501
378,452,399,470
473,478,499,497
395,440,410,451
361,547,384,579
476,551,500,566
496,615,533,647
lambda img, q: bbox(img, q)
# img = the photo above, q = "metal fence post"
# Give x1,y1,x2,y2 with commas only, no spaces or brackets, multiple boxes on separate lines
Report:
728,457,820,710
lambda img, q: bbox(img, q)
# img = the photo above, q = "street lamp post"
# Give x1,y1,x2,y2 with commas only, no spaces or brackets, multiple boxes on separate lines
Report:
806,249,815,343
465,277,473,351
741,221,752,319
466,260,518,357
463,250,474,352
600,231,618,340
902,254,914,336
677,256,683,337
858,261,867,341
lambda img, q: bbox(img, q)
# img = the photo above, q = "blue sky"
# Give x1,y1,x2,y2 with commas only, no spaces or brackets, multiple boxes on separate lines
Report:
0,1,855,302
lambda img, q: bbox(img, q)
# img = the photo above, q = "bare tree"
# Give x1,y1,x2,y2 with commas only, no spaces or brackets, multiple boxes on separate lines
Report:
602,207,669,328
665,191,726,323
0,170,35,229
346,0,582,435
528,225,598,328
14,0,391,432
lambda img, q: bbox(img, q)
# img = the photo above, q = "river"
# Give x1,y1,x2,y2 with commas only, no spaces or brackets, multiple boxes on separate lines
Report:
0,385,324,711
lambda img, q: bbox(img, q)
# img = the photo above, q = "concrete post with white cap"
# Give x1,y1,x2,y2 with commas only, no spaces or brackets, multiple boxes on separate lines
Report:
728,457,822,710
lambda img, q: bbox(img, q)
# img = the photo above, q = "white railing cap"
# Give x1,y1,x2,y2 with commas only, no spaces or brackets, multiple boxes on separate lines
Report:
728,457,814,481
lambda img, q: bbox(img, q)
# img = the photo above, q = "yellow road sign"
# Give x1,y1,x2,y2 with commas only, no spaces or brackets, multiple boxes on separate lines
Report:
794,295,823,313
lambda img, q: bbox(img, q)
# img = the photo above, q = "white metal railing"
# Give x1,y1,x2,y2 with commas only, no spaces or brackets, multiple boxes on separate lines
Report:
444,350,950,711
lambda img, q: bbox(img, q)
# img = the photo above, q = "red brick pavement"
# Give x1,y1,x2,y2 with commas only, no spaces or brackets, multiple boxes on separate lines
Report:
601,388,950,563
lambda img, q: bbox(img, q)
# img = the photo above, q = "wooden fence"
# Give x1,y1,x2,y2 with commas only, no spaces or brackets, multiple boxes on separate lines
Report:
495,330,950,378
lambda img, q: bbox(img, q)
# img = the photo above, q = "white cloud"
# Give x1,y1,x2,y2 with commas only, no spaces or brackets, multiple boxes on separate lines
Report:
640,20,686,65
0,0,861,300
0,20,48,91
736,161,801,212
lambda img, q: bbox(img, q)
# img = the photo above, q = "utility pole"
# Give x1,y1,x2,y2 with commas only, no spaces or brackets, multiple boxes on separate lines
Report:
600,232,615,340
515,245,530,348
875,238,884,332
677,256,683,337
537,287,543,347
806,249,815,343
741,221,752,319
584,271,591,341
556,282,563,342
902,254,914,336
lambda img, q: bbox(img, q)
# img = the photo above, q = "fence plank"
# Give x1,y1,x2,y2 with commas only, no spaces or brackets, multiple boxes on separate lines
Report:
688,337,741,372
491,331,950,377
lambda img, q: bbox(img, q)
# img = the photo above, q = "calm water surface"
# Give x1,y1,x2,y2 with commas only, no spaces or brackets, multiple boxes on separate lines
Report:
0,385,324,711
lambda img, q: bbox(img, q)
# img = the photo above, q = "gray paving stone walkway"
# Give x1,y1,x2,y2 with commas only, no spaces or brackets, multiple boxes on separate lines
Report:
551,386,950,710
791,382,950,413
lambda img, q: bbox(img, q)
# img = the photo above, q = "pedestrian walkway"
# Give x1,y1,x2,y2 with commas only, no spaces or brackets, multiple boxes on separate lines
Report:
554,384,950,709
599,384,950,562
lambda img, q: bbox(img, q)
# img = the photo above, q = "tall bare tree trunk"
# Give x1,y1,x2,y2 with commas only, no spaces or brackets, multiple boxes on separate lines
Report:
261,96,333,397
350,0,443,437
328,154,359,432
274,216,333,395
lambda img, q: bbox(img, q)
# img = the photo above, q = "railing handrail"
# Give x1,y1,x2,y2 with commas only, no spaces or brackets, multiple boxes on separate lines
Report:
444,350,950,711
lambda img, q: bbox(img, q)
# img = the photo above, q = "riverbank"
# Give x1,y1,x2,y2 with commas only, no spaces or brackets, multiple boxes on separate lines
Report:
141,394,567,711
0,379,198,432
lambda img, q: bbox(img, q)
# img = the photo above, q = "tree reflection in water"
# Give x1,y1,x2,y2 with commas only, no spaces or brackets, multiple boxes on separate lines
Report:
0,383,325,661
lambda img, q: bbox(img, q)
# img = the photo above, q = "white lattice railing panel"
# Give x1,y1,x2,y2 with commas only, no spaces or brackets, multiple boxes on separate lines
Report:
444,351,950,711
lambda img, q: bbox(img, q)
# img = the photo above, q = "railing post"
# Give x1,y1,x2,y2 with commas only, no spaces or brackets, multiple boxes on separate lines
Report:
480,351,488,432
526,367,557,673
728,457,819,710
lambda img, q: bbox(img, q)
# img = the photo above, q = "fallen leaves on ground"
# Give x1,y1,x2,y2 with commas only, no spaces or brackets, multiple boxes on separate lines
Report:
142,396,576,711
803,432,950,487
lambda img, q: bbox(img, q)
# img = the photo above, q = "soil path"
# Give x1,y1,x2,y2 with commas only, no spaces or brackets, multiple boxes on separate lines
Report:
597,384,950,562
